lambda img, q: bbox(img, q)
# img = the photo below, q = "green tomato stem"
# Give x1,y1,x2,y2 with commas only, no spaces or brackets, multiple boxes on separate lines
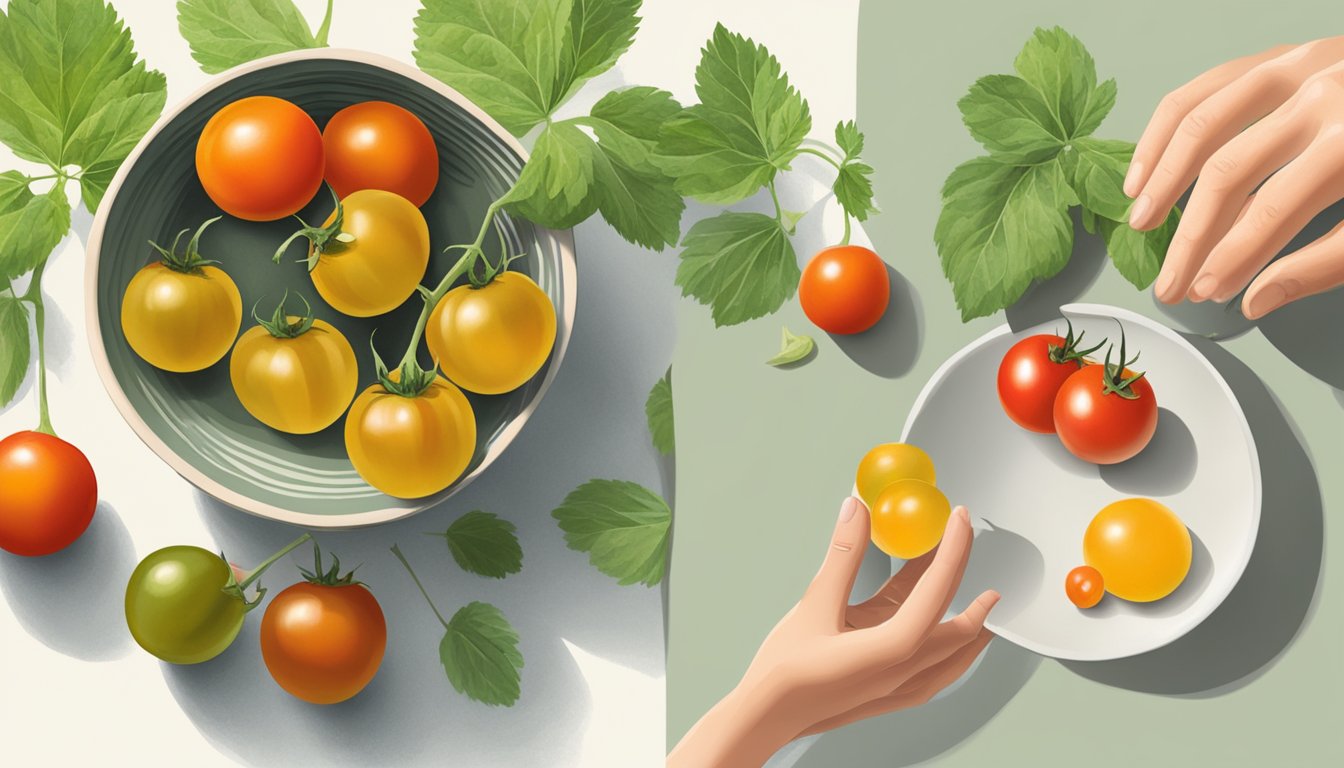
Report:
794,146,843,170
841,213,852,246
22,258,54,436
767,181,784,229
237,533,313,591
314,0,334,46
391,544,450,629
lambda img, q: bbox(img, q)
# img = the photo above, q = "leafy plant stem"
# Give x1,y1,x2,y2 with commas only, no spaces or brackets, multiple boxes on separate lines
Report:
767,181,784,229
237,533,313,591
794,146,842,170
26,257,53,436
841,211,852,246
314,0,334,46
391,544,450,629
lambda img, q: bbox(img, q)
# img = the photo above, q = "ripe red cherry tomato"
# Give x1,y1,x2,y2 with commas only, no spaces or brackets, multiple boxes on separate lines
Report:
798,245,889,334
261,579,387,704
1054,355,1157,465
196,96,325,221
997,323,1101,433
0,431,97,556
323,101,439,207
1066,565,1104,609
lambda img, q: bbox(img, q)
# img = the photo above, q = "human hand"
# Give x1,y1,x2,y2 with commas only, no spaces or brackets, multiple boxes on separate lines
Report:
1126,38,1344,318
667,497,999,768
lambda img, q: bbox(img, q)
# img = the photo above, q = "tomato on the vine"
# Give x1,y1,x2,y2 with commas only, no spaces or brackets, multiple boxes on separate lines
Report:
1053,333,1157,465
798,245,889,335
0,431,97,557
427,271,557,395
323,101,438,207
997,322,1104,434
196,96,324,222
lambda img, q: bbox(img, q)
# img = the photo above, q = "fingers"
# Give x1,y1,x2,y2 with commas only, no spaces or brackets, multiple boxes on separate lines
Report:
801,496,871,626
1126,44,1297,203
845,549,938,630
1244,219,1344,318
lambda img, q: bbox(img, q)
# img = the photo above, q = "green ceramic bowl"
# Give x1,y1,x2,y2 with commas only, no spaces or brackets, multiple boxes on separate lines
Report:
86,50,576,528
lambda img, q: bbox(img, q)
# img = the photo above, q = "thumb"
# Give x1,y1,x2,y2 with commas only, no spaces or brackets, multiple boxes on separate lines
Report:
802,496,870,626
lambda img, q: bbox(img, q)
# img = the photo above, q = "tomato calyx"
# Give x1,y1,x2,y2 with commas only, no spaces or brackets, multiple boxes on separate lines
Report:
148,216,223,274
297,541,363,587
1098,327,1148,401
252,289,317,339
369,332,437,398
220,533,313,611
272,186,356,271
1047,319,1105,367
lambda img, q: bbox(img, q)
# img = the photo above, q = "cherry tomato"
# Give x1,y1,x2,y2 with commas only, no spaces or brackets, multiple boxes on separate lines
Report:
230,314,358,434
1053,364,1157,464
125,545,249,664
1065,565,1104,609
196,96,324,221
798,245,889,335
261,578,386,704
426,272,557,395
345,373,477,498
870,479,951,559
997,332,1094,434
323,101,438,207
855,443,935,507
1084,498,1191,602
0,431,97,557
308,189,430,317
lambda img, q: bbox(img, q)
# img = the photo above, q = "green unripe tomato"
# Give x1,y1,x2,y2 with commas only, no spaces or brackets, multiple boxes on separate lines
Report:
125,545,248,665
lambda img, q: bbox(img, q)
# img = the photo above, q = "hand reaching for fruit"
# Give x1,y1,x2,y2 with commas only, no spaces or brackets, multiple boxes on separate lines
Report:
668,498,999,768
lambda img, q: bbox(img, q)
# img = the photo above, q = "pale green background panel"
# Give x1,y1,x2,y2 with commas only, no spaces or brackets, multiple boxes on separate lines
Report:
668,0,1342,764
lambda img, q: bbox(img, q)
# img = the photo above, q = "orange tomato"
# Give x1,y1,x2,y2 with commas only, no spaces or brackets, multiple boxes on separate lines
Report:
798,245,890,334
196,96,324,221
869,479,951,559
0,431,97,557
1084,498,1191,602
1065,565,1104,609
322,101,439,207
260,581,387,704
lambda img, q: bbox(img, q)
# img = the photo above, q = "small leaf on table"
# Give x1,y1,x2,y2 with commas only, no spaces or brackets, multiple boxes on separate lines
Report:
553,479,671,587
439,601,524,706
767,327,815,367
645,368,675,456
438,511,523,579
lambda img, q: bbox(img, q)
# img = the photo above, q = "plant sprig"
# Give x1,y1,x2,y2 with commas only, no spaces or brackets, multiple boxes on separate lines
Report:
252,290,317,339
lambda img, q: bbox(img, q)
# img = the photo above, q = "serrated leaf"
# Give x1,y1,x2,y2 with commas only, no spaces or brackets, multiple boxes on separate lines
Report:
1012,26,1113,139
177,0,322,75
553,479,671,586
1098,207,1180,289
958,74,1065,163
557,0,641,103
0,174,70,280
835,120,864,159
655,23,811,204
0,292,31,406
0,0,166,212
439,602,524,706
676,211,799,327
505,121,600,229
645,368,673,455
438,511,522,579
1081,207,1100,235
1063,137,1133,222
766,326,814,367
934,156,1075,321
834,160,877,223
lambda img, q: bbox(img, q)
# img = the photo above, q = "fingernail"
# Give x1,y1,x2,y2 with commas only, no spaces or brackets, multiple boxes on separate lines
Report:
1154,270,1174,301
986,591,1002,608
1190,274,1218,301
1128,194,1152,227
1245,283,1287,319
1123,161,1144,197
956,506,970,524
838,496,860,523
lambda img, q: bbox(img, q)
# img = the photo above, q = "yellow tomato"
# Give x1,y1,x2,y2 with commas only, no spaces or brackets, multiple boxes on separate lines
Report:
870,479,951,559
426,272,557,395
229,318,358,434
1084,498,1191,602
310,189,429,317
344,375,476,498
855,443,936,507
121,263,241,372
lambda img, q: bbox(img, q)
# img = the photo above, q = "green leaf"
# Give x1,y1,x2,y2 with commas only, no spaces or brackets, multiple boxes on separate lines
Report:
438,511,523,579
766,326,815,367
1012,26,1114,139
835,120,864,159
958,74,1065,163
0,292,31,407
676,211,799,327
655,23,811,204
934,156,1076,321
177,0,323,75
553,479,671,586
505,121,600,229
1081,207,1100,235
834,160,878,223
439,601,524,706
645,368,674,455
0,0,167,211
1098,207,1180,289
0,174,71,280
557,0,641,103
1063,137,1133,222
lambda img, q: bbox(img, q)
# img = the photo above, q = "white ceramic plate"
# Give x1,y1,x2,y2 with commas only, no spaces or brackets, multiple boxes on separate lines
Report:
901,303,1260,661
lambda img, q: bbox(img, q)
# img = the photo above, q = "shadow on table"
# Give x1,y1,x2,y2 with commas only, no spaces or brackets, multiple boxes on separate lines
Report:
1061,337,1323,695
829,265,922,379
0,501,135,661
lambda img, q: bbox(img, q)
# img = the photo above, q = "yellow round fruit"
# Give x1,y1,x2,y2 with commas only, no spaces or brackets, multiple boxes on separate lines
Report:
426,271,557,395
344,375,476,498
121,263,241,372
1084,498,1191,602
229,318,358,434
309,189,429,317
855,443,936,507
870,479,951,559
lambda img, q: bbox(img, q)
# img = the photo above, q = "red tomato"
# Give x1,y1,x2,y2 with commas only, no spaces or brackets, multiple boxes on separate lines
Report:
323,101,438,207
1066,565,1104,609
0,431,97,556
997,324,1101,433
196,96,324,221
1054,362,1157,465
798,245,889,334
261,581,387,704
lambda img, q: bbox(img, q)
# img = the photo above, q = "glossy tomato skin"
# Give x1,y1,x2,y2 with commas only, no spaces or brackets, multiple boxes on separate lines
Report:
0,432,97,557
1065,565,1104,609
125,546,246,664
344,375,476,498
310,189,430,317
229,318,358,434
855,443,936,508
122,263,242,372
869,479,951,559
997,334,1082,434
427,272,557,395
1084,498,1191,602
1053,366,1158,464
261,582,387,704
196,96,324,221
323,101,438,207
798,245,890,335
